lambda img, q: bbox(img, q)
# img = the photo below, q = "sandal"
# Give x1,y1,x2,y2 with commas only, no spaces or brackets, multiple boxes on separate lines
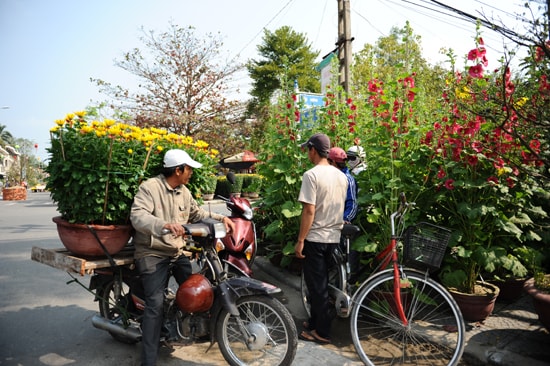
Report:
310,330,331,344
299,330,315,342
299,330,331,345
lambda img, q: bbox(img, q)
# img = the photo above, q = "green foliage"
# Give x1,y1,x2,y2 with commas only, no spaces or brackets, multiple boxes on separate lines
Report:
242,174,263,193
247,26,320,108
46,112,217,225
256,22,550,287
198,175,218,195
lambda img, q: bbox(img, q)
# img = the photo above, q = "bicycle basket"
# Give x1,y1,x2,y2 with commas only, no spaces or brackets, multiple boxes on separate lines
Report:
402,222,451,271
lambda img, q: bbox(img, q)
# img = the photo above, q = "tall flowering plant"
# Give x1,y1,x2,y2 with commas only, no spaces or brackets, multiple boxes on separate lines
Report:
422,37,546,293
256,85,363,266
46,111,218,225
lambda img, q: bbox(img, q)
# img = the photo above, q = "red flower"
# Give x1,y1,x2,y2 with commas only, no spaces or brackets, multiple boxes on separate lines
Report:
467,155,478,166
468,64,484,78
487,176,498,185
444,179,455,190
467,49,479,61
437,167,446,179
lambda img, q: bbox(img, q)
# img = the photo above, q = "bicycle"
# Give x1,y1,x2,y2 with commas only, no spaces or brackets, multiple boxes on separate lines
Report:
301,193,465,366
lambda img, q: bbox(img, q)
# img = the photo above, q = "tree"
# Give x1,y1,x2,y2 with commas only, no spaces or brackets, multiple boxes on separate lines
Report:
247,26,320,111
0,124,14,148
92,23,245,156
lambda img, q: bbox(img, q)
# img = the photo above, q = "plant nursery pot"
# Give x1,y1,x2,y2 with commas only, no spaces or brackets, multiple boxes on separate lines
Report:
523,277,550,332
449,281,500,322
2,186,27,201
202,193,215,201
489,277,527,302
52,216,133,257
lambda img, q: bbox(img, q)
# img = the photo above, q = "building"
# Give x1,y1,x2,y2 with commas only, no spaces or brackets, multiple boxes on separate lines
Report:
0,145,18,181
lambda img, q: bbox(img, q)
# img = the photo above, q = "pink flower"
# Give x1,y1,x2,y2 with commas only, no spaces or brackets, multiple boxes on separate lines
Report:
468,64,484,78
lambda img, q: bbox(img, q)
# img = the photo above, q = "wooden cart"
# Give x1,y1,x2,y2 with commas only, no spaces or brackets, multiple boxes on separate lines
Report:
31,245,135,276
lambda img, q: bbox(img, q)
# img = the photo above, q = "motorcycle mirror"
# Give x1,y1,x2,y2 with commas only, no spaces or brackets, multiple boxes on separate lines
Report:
227,172,236,185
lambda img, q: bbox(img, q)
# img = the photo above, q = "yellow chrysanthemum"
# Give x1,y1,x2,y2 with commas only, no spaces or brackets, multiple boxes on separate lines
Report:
515,97,528,107
75,111,87,118
455,86,471,100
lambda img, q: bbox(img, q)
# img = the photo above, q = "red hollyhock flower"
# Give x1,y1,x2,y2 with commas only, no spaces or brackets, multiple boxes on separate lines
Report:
444,179,455,190
468,64,484,78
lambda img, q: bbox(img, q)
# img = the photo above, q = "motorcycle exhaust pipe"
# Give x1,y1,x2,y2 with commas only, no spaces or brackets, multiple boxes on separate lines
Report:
91,314,141,341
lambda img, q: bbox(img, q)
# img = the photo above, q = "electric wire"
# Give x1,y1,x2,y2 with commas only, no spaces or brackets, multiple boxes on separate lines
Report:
233,0,296,59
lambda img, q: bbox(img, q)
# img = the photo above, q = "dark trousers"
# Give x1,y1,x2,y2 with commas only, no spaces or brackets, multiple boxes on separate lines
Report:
303,240,336,339
136,255,192,366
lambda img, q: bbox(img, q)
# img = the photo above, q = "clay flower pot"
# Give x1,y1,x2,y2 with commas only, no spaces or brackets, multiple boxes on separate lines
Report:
53,216,133,257
524,276,550,331
448,281,500,322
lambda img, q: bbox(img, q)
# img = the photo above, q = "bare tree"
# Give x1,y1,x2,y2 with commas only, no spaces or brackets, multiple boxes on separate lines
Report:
92,23,247,155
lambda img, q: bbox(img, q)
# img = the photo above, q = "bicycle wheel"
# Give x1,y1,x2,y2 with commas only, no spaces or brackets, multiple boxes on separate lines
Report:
350,270,465,366
216,295,298,366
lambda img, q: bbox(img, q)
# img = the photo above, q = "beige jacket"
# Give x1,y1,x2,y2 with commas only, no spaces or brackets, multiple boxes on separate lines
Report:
130,175,225,259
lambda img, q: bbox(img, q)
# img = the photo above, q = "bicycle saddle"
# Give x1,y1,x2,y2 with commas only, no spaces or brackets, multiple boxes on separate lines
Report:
342,224,360,239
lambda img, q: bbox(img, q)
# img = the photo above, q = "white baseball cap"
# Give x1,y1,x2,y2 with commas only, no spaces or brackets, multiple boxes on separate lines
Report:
163,149,203,168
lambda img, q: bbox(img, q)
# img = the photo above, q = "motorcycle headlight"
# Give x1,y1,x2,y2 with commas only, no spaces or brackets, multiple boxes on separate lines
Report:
212,221,227,239
242,206,253,220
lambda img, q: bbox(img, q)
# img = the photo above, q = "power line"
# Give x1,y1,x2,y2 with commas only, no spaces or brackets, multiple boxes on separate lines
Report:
233,0,296,59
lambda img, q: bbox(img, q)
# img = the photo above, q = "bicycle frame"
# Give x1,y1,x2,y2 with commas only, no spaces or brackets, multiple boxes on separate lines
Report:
371,198,411,325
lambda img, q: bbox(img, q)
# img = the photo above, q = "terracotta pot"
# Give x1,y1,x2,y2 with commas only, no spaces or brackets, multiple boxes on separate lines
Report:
489,277,527,302
523,277,550,331
449,281,500,322
52,216,133,257
2,186,27,201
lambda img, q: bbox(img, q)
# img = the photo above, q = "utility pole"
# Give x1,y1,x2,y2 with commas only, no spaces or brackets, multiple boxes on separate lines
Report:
337,0,352,94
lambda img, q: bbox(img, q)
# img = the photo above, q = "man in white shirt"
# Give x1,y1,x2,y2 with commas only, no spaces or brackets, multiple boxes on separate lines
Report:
295,133,348,344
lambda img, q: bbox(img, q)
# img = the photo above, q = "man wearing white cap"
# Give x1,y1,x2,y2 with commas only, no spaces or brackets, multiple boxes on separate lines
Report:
130,149,234,366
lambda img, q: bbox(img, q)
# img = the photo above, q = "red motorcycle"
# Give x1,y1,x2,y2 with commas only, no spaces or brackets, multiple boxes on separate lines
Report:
215,173,257,276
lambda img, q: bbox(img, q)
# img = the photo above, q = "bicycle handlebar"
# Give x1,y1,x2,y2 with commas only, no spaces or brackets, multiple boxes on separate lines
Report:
390,192,416,236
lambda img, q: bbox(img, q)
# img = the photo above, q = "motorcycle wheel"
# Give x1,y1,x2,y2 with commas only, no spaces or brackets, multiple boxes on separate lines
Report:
98,278,139,344
216,295,297,366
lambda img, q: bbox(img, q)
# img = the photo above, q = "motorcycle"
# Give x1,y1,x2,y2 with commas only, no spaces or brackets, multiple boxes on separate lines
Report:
213,172,257,276
89,218,297,366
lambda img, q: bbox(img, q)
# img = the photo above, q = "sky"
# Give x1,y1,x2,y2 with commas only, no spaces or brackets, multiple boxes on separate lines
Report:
0,0,534,161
